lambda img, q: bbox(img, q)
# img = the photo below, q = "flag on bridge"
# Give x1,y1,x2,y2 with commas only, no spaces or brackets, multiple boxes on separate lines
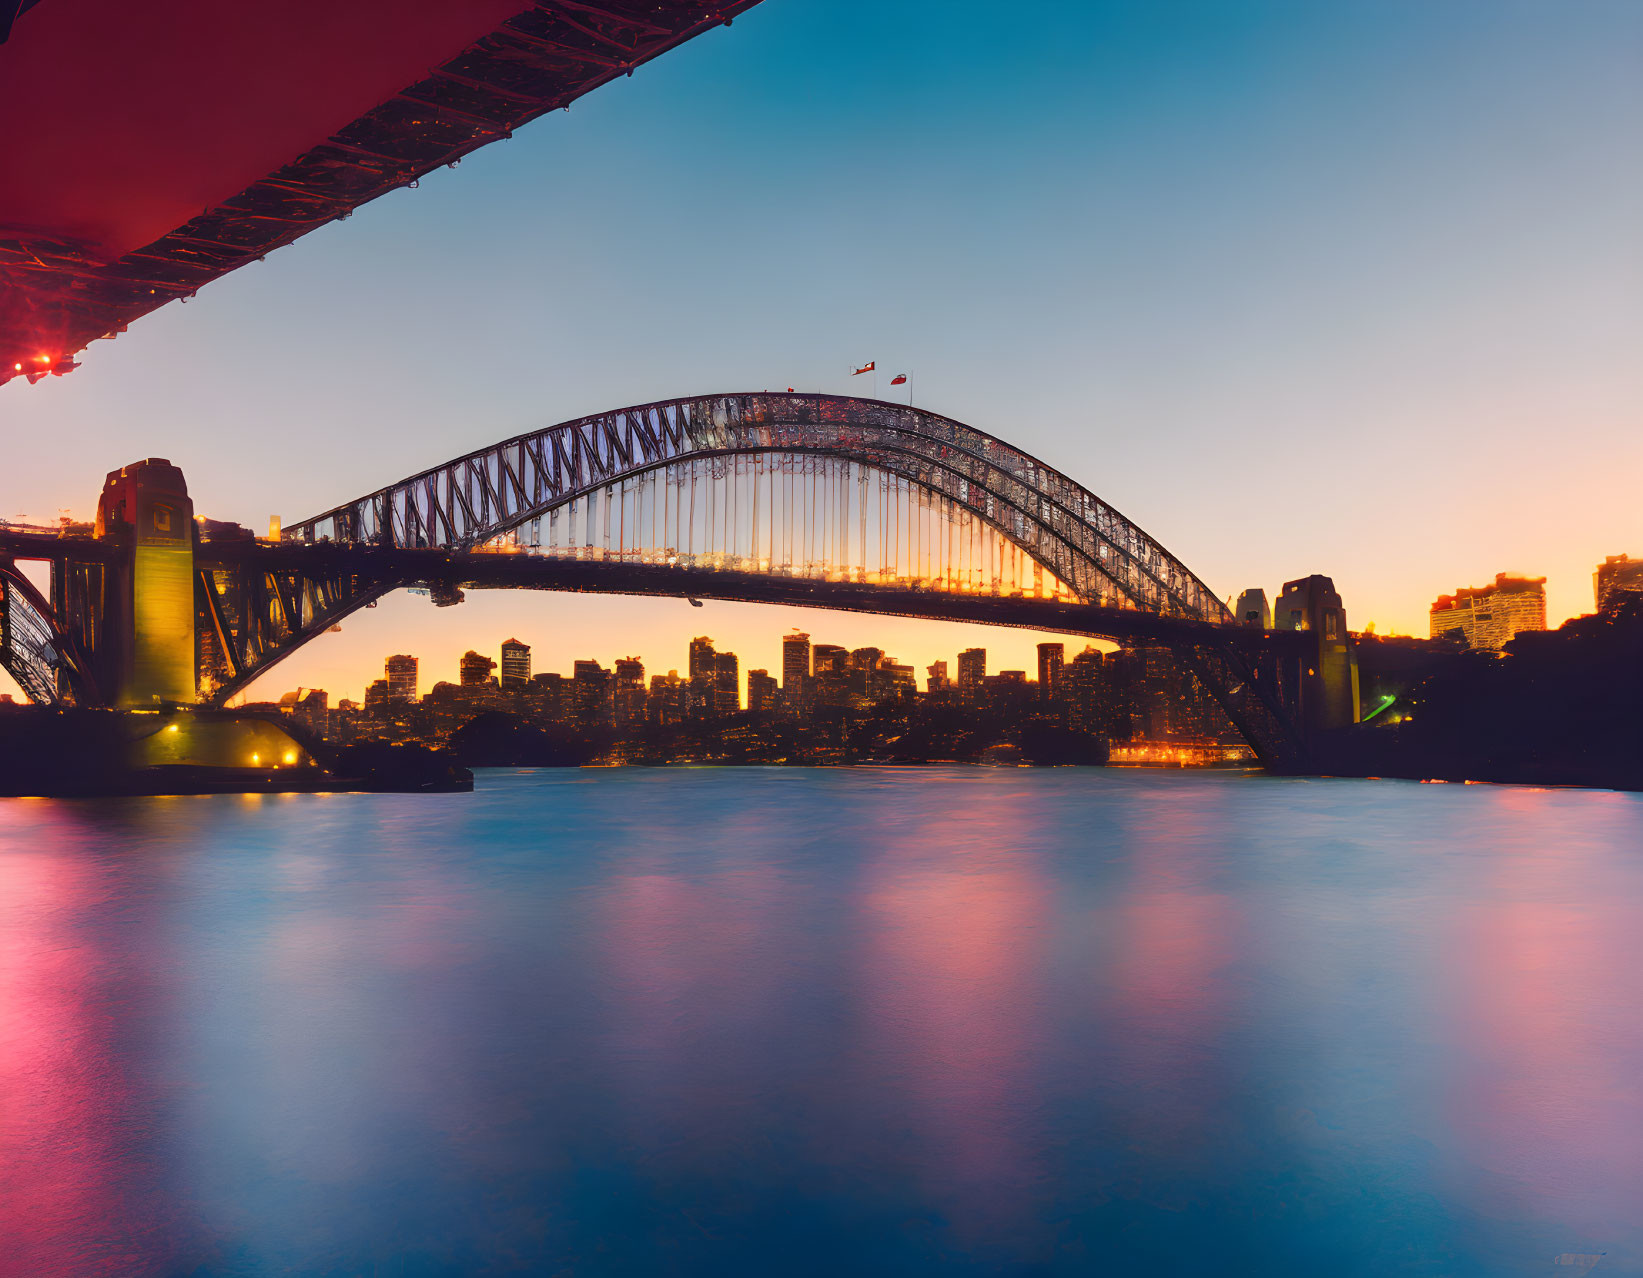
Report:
890,373,907,386
851,361,874,376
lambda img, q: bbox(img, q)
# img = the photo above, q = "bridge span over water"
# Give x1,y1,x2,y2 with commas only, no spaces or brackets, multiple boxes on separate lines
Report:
0,393,1359,769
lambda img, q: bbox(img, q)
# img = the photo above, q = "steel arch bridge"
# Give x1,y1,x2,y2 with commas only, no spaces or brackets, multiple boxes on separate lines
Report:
289,392,1229,623
2,394,1329,766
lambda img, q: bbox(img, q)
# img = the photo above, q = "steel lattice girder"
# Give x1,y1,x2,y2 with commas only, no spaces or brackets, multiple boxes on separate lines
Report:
0,560,64,704
291,393,1233,623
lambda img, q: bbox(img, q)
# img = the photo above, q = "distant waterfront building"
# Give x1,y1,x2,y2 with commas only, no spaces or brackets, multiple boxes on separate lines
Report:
1037,642,1064,704
1430,573,1546,650
459,650,497,686
926,660,949,691
782,631,811,709
1595,555,1643,612
957,648,986,689
1233,588,1271,629
500,638,531,685
364,678,391,715
747,669,778,714
385,654,418,703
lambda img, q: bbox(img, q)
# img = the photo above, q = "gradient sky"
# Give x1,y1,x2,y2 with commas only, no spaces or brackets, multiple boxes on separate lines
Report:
3,0,1639,703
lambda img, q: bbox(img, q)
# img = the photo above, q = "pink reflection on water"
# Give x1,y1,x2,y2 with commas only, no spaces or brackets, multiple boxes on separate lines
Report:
853,780,1052,1227
598,833,792,1142
0,805,192,1275
1441,791,1643,1228
1106,789,1242,1159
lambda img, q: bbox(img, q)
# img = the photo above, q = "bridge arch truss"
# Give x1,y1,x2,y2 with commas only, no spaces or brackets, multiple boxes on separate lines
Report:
290,393,1232,625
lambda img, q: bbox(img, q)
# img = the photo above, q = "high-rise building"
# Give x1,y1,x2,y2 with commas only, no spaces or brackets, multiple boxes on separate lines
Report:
926,660,949,691
648,671,686,725
1037,642,1064,704
714,650,740,714
572,659,613,725
687,637,718,718
500,638,531,685
613,656,646,725
459,650,497,686
1595,555,1643,611
957,648,986,689
385,654,418,703
782,631,811,709
747,668,778,714
812,644,849,674
1064,645,1110,736
364,678,391,716
689,636,716,683
1430,574,1547,651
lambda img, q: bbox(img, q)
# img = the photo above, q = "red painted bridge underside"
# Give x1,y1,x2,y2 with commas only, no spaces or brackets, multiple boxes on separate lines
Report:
0,0,761,385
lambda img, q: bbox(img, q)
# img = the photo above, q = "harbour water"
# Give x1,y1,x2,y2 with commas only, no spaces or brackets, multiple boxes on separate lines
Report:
2,768,1641,1276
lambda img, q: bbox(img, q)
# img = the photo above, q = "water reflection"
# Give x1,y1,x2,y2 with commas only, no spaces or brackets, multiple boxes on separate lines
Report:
0,773,1640,1275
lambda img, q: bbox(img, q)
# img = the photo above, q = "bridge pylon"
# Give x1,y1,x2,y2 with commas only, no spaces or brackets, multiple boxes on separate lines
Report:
1272,574,1360,742
94,459,198,707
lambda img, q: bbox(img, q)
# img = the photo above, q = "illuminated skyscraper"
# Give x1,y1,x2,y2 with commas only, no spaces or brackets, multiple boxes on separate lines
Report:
1595,555,1643,611
1429,574,1546,650
500,638,531,685
957,648,986,689
385,654,418,703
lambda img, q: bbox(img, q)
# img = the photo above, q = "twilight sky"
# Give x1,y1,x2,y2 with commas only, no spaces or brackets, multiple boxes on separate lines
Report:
3,0,1640,703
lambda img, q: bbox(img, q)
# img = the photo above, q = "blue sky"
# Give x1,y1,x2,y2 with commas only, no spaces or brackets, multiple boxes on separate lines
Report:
3,0,1639,700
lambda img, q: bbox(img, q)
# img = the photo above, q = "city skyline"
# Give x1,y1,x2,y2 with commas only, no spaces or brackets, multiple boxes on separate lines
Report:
1,0,1637,707
256,618,1060,710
